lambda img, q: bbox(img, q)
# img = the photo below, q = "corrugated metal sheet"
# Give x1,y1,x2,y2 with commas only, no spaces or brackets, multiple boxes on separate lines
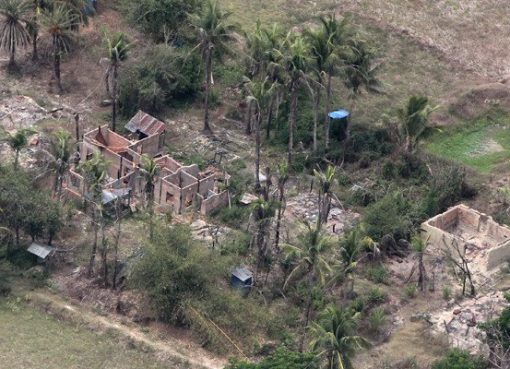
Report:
27,243,55,259
232,267,253,282
125,111,166,136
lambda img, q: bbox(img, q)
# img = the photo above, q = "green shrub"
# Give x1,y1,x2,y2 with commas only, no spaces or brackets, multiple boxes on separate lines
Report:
215,205,250,229
350,296,366,313
432,349,488,369
366,287,387,306
403,285,417,299
382,160,397,180
367,265,389,284
226,347,319,369
368,307,387,333
442,286,452,300
119,45,201,117
126,0,201,42
363,191,420,241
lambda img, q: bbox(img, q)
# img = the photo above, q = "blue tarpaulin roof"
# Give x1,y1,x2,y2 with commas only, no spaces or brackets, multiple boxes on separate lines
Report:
328,109,350,120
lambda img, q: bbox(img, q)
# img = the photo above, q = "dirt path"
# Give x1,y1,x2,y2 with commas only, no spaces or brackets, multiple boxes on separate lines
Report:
22,289,226,369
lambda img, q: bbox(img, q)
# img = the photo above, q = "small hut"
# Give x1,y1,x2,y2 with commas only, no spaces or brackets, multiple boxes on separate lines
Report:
231,267,253,294
27,243,55,264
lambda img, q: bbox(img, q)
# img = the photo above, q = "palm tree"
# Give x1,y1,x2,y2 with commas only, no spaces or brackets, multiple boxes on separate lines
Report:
407,235,429,291
314,165,336,228
192,0,235,133
318,14,351,149
282,34,309,165
339,229,363,297
243,77,275,191
79,152,107,277
0,0,31,69
49,129,72,199
104,32,131,132
343,38,382,139
2,128,36,169
139,154,159,241
251,197,274,278
310,305,369,369
398,95,438,153
284,222,333,335
39,4,77,93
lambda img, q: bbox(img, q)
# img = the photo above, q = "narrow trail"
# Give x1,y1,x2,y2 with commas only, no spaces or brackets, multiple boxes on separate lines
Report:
22,289,226,369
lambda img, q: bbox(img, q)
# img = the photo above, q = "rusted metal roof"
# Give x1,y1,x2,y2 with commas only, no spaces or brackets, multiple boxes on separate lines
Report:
125,111,166,136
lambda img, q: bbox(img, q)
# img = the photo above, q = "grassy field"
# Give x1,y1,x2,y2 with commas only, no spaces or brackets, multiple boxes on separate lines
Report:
426,113,510,173
0,298,169,369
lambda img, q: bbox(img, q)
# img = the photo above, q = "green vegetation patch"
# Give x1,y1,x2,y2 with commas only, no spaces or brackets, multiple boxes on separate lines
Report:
0,299,169,369
426,114,510,173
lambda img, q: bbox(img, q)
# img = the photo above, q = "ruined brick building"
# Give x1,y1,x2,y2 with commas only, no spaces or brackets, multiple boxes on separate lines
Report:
65,111,229,215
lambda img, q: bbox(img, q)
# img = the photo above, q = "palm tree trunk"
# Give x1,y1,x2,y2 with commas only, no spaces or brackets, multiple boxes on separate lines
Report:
101,221,108,287
274,183,285,253
313,85,321,152
255,106,261,191
203,48,212,133
112,63,118,132
54,50,63,93
148,187,154,241
324,73,332,149
32,34,38,61
288,84,298,166
14,150,20,170
266,94,275,139
245,99,252,135
87,209,98,277
8,47,15,70
105,65,111,98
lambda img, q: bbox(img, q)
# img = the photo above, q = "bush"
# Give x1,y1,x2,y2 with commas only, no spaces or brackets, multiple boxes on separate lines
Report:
226,347,319,369
366,287,387,307
119,45,201,117
215,206,250,229
422,165,477,217
367,265,389,284
368,307,387,333
363,191,420,241
432,349,488,369
403,285,417,299
442,286,452,300
126,0,201,42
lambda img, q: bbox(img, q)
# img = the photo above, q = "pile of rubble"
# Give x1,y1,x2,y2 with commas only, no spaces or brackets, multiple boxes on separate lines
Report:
286,192,360,236
428,291,506,354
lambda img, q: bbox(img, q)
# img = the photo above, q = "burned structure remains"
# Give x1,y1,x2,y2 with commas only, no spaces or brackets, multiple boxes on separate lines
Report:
422,204,510,271
65,111,228,215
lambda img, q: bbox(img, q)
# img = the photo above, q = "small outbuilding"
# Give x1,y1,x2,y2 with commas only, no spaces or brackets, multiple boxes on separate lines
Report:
231,267,253,293
27,243,55,263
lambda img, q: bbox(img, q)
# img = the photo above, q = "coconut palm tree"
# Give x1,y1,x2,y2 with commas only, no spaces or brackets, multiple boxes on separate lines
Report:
281,34,309,165
313,165,336,228
243,76,275,191
79,152,107,277
2,128,36,169
139,154,159,241
251,197,274,278
49,129,72,199
398,95,438,154
343,38,382,138
192,0,235,133
319,14,351,148
310,305,369,369
39,4,77,93
104,32,131,132
284,222,333,335
0,0,31,69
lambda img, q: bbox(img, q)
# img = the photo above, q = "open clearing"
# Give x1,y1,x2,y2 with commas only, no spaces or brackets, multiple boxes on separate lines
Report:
0,298,170,369
426,113,510,173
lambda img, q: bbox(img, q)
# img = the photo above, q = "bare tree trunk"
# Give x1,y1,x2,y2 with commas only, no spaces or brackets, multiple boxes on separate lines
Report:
324,73,332,149
101,221,108,287
266,94,275,139
313,85,321,152
87,209,98,277
203,48,213,133
245,99,252,135
105,65,111,98
255,106,261,191
32,32,38,61
112,63,118,132
274,184,286,253
288,84,298,166
54,45,63,93
74,113,80,141
112,200,122,289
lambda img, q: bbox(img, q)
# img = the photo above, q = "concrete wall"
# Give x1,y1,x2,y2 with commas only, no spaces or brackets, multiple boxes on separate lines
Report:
487,240,510,269
200,191,229,215
198,176,215,197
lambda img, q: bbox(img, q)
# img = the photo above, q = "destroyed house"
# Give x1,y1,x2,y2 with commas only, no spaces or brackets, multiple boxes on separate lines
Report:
64,111,228,216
